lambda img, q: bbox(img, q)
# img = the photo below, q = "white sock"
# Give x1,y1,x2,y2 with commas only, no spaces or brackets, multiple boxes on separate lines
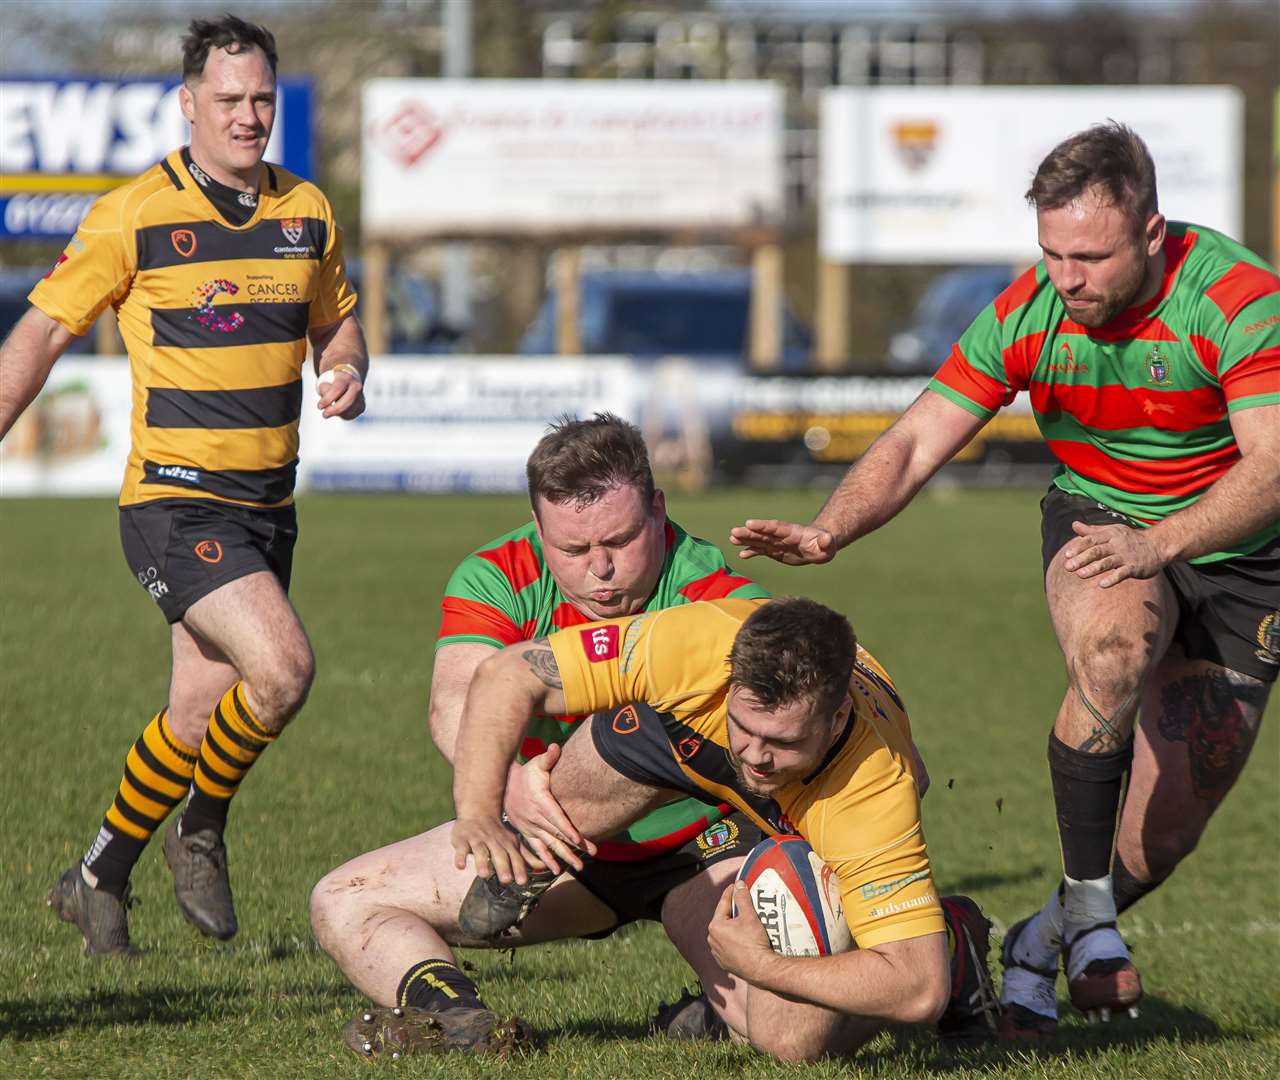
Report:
1063,874,1117,931
1010,887,1064,970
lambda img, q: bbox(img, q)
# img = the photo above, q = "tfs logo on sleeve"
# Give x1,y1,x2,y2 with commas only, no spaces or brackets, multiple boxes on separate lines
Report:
581,625,620,662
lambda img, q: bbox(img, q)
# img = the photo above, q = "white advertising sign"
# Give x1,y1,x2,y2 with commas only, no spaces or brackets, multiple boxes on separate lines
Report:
820,86,1243,263
0,358,131,496
362,79,784,235
297,356,638,492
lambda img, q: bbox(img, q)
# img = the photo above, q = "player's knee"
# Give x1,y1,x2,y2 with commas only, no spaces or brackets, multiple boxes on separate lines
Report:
251,643,315,728
1069,631,1148,706
749,1026,828,1063
309,867,365,952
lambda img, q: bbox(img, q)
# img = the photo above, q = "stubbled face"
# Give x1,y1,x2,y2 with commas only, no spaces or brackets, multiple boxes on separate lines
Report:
180,45,276,188
534,484,668,620
724,686,850,797
1037,186,1164,328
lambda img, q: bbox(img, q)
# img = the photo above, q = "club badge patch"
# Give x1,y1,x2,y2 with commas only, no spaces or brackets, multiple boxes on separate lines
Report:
1147,343,1173,386
1256,611,1280,666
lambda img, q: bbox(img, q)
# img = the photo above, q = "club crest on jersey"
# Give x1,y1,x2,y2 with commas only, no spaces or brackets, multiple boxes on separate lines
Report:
1147,344,1173,386
280,217,304,244
582,624,619,662
694,818,740,854
171,229,197,258
1256,611,1280,666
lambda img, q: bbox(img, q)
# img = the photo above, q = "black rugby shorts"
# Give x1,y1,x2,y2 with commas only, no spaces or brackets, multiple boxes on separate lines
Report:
1041,485,1280,683
119,498,297,623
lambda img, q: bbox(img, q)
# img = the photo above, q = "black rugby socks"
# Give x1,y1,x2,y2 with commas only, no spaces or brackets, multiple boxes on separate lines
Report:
397,959,487,1013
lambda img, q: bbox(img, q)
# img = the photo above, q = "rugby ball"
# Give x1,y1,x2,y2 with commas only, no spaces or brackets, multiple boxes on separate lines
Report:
733,835,853,957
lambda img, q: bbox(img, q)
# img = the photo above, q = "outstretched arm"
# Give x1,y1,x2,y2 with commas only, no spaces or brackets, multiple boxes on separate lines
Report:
0,307,77,441
730,390,988,564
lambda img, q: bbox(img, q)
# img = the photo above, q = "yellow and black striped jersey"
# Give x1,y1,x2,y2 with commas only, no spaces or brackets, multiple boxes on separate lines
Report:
29,148,357,508
548,598,944,950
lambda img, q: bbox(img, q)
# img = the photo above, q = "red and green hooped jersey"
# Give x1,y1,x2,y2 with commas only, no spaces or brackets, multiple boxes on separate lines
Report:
929,222,1280,562
437,518,769,859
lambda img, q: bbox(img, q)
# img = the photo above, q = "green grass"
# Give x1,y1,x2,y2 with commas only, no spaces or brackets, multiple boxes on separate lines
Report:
1,490,1276,1079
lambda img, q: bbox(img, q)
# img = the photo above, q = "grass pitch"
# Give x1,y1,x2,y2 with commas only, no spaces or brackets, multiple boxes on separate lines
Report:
1,489,1276,1079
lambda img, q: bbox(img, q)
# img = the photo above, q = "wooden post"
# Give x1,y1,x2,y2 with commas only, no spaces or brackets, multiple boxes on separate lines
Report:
814,258,849,372
93,306,122,355
362,239,389,356
554,246,582,356
749,242,782,372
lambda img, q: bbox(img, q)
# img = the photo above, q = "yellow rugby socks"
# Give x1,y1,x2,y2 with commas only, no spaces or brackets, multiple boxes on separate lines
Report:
179,682,277,836
83,710,197,897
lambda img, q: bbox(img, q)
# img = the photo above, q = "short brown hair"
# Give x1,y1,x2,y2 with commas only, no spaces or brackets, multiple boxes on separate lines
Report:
1026,121,1157,227
730,598,855,720
183,14,278,82
526,412,655,511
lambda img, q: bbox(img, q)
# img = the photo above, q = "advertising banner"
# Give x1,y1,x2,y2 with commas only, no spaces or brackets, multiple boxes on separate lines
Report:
362,79,784,236
297,356,639,492
0,358,130,496
0,77,313,239
1,358,1052,498
820,86,1243,263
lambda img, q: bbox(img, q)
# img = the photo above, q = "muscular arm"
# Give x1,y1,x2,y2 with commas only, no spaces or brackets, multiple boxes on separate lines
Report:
428,642,499,764
0,307,77,440
451,639,567,821
752,933,948,1024
731,390,989,564
811,390,989,549
1145,404,1280,561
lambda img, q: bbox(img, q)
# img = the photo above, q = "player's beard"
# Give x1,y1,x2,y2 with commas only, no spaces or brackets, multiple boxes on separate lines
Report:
1058,251,1148,328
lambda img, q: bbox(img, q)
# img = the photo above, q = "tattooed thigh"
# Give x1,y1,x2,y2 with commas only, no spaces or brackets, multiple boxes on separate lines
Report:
1155,668,1270,802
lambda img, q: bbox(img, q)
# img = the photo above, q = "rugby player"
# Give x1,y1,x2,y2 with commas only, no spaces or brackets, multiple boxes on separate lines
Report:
729,123,1280,1037
0,16,366,954
310,414,774,1056
440,596,1001,1063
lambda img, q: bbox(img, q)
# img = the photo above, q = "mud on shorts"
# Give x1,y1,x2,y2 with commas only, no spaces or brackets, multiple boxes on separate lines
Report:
1041,485,1280,683
119,498,298,624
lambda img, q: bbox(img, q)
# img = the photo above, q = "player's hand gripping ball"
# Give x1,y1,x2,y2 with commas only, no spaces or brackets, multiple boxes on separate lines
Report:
733,835,853,956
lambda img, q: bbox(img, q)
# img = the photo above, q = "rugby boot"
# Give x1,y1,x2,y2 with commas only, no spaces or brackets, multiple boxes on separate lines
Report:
47,864,137,957
457,866,559,941
343,1005,533,1059
163,819,237,940
1064,921,1141,1023
649,987,729,1041
936,895,1001,1046
999,914,1060,1041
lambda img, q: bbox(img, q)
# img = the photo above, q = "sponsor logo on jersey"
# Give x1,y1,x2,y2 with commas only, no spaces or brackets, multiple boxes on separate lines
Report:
582,624,619,662
189,279,245,332
1242,313,1280,335
695,817,740,855
1256,611,1280,665
1147,343,1173,385
43,252,69,278
155,464,200,485
237,191,257,208
194,539,223,564
280,217,304,244
611,703,640,734
187,159,211,187
859,868,930,900
678,735,702,759
891,119,938,171
170,228,197,257
1048,340,1089,374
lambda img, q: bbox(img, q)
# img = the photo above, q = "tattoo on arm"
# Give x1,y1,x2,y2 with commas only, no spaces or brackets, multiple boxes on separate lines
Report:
522,638,563,690
1156,669,1267,802
1072,658,1137,752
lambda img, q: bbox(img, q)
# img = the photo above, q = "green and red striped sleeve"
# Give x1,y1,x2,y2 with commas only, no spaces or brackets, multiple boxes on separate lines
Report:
928,265,1044,418
437,530,543,650
1203,256,1280,413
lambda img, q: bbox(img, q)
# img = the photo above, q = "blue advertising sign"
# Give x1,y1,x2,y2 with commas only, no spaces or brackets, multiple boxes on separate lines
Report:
0,77,312,239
